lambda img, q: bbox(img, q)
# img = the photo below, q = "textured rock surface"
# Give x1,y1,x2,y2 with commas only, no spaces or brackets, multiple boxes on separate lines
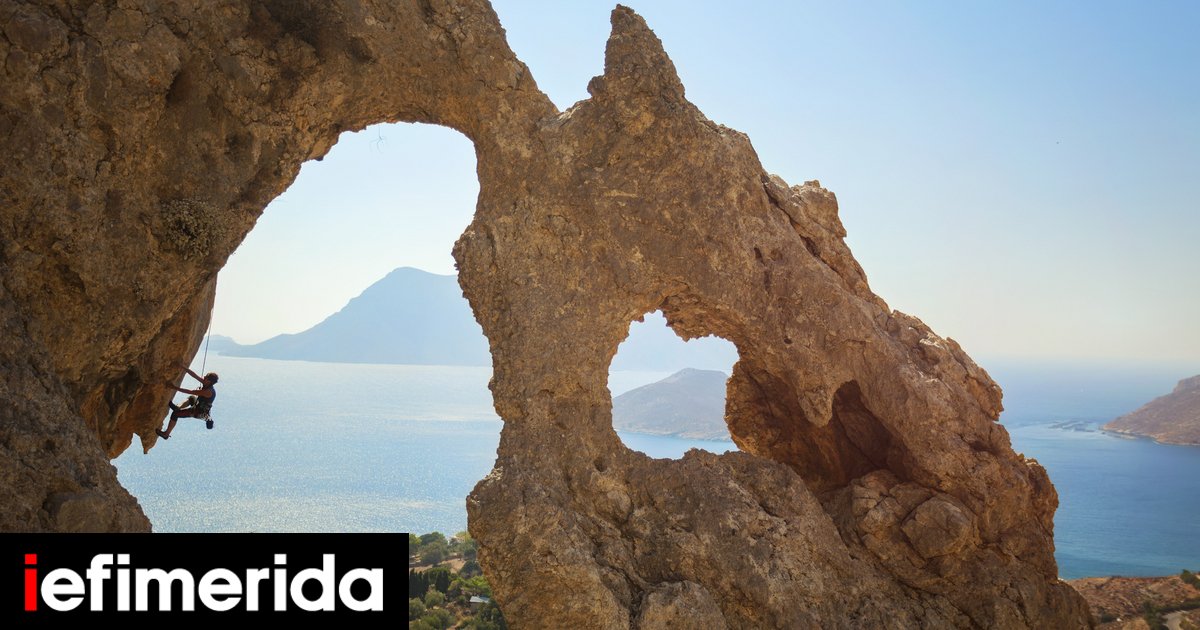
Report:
1068,575,1200,629
1104,375,1200,446
1,0,1091,627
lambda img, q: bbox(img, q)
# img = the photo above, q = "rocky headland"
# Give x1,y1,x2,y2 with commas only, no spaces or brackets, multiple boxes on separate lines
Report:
1105,376,1200,446
1,1,1092,627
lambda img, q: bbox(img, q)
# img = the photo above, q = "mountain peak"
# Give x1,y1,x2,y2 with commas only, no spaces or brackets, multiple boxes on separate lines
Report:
667,367,727,379
220,267,488,366
613,370,731,441
384,266,455,279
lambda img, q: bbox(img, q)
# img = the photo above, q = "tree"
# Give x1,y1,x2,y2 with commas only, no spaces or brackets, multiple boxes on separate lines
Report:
456,574,492,597
420,532,447,547
461,538,479,562
460,558,482,577
415,532,450,566
409,597,427,621
409,570,429,599
447,578,464,601
421,542,447,565
463,600,508,630
417,608,454,630
425,566,452,593
424,588,445,608
1182,569,1199,588
449,531,473,556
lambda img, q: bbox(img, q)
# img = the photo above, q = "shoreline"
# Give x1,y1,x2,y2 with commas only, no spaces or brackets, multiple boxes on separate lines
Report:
616,428,734,443
1099,427,1200,448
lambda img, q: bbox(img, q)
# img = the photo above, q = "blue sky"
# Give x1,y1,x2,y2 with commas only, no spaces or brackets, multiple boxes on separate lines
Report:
215,1,1199,363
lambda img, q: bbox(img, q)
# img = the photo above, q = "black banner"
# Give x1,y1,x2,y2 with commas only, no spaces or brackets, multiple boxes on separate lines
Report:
1,534,407,624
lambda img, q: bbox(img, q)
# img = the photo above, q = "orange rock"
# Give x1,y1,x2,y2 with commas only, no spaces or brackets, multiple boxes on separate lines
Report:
0,1,1092,627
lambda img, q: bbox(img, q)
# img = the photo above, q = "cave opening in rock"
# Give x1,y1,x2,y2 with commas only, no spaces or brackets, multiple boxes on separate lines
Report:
607,310,740,458
114,122,500,534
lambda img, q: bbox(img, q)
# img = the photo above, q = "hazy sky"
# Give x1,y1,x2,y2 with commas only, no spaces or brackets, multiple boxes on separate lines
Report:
215,1,1199,364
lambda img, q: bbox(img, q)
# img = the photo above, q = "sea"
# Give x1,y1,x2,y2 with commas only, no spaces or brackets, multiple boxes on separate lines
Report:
115,355,1200,579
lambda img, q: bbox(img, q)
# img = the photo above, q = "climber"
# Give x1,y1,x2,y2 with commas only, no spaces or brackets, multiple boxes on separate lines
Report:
156,363,218,440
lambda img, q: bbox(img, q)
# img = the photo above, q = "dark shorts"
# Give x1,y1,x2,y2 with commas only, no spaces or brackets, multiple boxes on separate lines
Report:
184,395,212,419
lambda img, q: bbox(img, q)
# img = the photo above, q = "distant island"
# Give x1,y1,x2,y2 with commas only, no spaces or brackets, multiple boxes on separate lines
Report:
612,368,732,441
1104,375,1200,446
217,267,491,365
214,267,738,371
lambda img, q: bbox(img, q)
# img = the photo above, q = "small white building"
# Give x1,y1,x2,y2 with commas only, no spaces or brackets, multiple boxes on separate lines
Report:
469,595,491,612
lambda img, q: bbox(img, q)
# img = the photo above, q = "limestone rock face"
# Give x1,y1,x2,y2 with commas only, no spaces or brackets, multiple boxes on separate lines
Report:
1,1,1090,627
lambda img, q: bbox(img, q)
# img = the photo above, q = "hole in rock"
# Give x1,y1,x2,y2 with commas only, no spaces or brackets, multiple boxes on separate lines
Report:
116,123,504,536
608,311,740,459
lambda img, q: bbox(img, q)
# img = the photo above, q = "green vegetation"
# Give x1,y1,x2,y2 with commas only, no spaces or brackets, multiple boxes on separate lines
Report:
1160,598,1200,613
1183,569,1200,588
410,531,506,630
412,530,479,568
1143,600,1166,630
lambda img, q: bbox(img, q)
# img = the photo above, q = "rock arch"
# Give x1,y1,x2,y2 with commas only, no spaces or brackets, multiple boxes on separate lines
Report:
0,1,1089,627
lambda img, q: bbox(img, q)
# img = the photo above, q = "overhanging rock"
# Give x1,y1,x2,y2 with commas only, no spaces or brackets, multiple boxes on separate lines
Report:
0,1,1091,627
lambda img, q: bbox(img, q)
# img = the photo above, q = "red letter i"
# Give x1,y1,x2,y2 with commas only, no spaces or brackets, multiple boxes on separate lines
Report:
24,554,37,611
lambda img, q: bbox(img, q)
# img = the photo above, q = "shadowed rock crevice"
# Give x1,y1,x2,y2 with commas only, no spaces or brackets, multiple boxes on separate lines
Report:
2,1,1091,627
728,373,911,493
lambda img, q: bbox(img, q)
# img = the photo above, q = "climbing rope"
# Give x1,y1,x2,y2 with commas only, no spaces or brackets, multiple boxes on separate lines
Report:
200,325,212,374
200,293,216,374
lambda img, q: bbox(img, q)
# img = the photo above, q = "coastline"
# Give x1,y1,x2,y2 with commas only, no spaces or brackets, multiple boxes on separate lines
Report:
1100,427,1200,448
615,428,734,442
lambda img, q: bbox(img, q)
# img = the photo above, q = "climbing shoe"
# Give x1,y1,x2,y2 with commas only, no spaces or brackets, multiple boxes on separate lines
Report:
168,402,179,412
206,419,214,430
155,429,170,440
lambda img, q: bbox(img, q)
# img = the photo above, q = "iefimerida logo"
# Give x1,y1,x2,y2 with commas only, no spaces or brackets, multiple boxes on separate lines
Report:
22,552,383,613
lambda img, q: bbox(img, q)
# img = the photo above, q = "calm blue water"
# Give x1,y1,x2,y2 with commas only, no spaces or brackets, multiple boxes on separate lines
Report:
115,356,733,535
116,355,1200,578
1007,424,1200,579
